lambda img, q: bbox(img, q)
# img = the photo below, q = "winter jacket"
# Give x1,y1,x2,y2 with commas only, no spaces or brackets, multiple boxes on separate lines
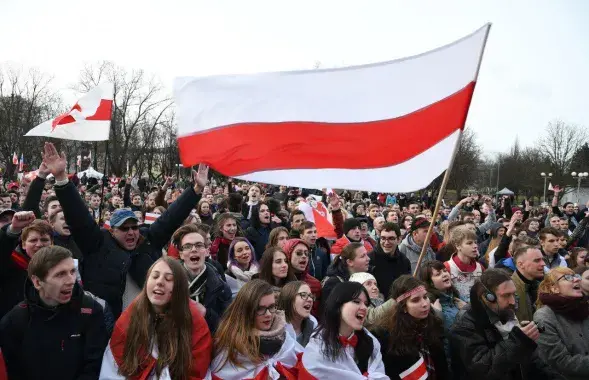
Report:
245,224,272,261
534,305,589,380
308,244,330,281
55,180,201,318
375,328,449,380
541,248,568,273
0,280,108,380
399,234,436,274
53,233,83,261
512,270,539,323
368,245,411,299
444,255,484,302
450,287,554,380
186,262,232,334
21,176,45,218
0,226,30,319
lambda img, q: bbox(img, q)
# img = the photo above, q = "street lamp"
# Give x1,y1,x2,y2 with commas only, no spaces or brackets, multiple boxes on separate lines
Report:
541,172,552,203
571,171,589,202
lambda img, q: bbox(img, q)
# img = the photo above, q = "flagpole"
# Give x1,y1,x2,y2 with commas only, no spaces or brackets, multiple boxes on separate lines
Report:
413,23,491,277
97,86,115,227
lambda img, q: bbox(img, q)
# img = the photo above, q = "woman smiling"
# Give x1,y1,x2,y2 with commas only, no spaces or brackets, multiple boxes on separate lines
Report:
299,282,387,379
210,279,297,379
99,257,212,379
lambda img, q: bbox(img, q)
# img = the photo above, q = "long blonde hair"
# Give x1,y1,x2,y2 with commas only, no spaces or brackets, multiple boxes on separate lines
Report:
213,279,274,369
536,267,574,309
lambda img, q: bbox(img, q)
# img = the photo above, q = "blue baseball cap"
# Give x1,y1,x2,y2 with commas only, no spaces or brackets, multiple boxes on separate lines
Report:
110,209,139,228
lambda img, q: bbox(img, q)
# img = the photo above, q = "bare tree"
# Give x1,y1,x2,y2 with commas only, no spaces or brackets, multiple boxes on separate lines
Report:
75,61,173,177
537,120,589,179
447,128,482,198
0,66,62,178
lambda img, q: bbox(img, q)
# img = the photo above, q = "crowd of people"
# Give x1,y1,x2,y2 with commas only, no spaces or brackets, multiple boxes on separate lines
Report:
0,142,588,379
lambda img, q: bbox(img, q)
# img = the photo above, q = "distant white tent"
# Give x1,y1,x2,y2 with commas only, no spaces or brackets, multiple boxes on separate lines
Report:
496,187,514,196
79,167,104,179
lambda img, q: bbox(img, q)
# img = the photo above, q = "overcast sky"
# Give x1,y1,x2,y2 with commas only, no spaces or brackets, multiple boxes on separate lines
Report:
1,0,587,155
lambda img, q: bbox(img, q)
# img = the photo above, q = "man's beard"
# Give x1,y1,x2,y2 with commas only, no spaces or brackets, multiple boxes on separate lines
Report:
497,306,516,323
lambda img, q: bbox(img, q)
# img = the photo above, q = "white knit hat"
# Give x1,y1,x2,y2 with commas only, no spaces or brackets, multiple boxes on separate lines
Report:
349,272,377,285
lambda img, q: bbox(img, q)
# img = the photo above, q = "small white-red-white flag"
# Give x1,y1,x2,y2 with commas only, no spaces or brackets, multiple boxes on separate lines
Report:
25,83,113,141
298,200,337,239
18,154,24,172
144,212,160,225
12,152,18,165
76,155,82,167
548,182,554,191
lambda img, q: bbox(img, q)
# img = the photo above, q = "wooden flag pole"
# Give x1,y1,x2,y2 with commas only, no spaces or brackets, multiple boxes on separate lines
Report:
412,24,491,277
413,129,462,276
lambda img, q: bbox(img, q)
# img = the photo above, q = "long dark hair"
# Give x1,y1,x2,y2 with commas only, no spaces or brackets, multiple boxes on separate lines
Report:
375,275,443,357
120,257,193,380
314,282,374,372
258,246,297,287
250,201,268,229
417,260,460,301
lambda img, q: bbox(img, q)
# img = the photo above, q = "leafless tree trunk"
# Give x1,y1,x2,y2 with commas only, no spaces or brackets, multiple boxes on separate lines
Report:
537,120,589,179
75,61,173,177
0,66,62,178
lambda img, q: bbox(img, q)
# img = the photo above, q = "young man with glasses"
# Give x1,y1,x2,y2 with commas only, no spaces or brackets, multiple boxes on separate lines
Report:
172,223,231,333
368,223,411,299
41,142,210,318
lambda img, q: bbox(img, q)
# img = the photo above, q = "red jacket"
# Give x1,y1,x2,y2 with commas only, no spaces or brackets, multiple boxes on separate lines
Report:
0,350,7,380
330,236,373,255
109,300,212,379
283,239,322,317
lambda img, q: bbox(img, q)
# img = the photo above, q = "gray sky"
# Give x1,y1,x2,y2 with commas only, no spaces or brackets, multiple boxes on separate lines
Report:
1,0,587,154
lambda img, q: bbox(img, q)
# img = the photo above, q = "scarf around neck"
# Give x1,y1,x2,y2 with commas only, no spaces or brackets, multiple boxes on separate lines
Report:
538,293,589,321
257,310,286,357
228,262,259,284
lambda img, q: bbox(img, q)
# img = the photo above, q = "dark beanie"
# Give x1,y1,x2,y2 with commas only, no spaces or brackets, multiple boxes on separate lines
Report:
344,218,362,235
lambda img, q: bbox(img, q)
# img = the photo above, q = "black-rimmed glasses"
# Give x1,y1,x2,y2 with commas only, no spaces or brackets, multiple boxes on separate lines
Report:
255,304,277,316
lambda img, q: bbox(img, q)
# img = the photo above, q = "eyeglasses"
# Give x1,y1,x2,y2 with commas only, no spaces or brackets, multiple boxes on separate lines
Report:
380,236,398,242
118,225,139,232
297,292,316,301
557,274,581,283
294,250,309,257
255,304,277,316
181,242,206,251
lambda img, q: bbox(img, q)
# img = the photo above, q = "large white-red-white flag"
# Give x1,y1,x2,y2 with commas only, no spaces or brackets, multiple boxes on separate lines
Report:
174,25,490,192
25,83,113,141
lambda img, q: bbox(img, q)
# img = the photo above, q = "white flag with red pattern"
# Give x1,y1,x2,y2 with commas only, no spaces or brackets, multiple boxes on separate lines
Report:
25,83,113,141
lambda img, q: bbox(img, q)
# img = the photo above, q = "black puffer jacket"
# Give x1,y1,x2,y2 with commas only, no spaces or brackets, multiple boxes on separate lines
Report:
0,227,30,319
189,262,232,333
450,287,556,380
55,180,201,318
369,245,411,299
0,280,108,380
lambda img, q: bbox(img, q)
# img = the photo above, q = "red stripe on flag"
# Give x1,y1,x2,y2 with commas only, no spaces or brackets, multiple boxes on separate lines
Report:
179,82,474,175
52,99,113,129
400,357,428,380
